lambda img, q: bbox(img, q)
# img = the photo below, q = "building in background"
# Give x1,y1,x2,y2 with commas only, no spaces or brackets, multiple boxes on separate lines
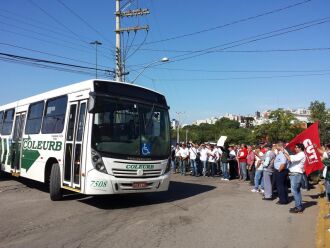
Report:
192,108,312,128
171,119,179,129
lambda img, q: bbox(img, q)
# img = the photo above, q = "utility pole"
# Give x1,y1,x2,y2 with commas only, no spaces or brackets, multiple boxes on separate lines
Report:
176,112,185,143
90,40,102,79
115,0,150,82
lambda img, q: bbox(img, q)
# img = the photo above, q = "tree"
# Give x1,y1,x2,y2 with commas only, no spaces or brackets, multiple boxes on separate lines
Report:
309,101,330,144
214,118,240,130
252,109,303,143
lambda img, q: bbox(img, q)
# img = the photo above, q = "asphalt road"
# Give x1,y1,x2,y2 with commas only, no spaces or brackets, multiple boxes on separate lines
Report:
0,174,318,248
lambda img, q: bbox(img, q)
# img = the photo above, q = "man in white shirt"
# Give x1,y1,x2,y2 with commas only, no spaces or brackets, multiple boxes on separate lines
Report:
174,144,181,174
180,143,189,176
216,146,222,176
207,145,217,177
189,143,199,176
283,143,306,213
199,144,209,176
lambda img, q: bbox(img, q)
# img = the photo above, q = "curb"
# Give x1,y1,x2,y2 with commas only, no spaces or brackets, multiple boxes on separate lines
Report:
316,197,330,248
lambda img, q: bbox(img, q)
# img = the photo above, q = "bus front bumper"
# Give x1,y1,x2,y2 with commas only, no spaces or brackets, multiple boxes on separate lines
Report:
85,169,171,195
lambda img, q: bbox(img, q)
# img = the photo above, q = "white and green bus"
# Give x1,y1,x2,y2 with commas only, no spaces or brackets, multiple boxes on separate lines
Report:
0,80,171,200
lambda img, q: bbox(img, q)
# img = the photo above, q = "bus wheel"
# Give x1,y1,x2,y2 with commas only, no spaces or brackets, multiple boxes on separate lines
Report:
50,163,62,201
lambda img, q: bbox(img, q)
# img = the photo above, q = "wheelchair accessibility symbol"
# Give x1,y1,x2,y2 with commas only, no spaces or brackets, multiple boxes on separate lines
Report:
142,143,151,156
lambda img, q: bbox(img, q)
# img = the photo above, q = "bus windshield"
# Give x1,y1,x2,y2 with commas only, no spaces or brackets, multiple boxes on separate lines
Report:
91,97,170,160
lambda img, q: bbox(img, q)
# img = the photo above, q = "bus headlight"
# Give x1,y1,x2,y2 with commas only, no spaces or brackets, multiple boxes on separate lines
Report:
91,149,108,174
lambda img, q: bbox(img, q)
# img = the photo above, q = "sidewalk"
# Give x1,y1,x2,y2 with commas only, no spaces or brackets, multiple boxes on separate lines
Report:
316,197,330,248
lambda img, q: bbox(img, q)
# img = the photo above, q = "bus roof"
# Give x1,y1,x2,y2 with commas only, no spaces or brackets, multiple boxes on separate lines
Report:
0,79,165,111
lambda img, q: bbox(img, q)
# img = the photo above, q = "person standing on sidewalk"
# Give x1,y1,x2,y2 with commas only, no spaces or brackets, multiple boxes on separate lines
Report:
220,146,230,181
174,144,182,174
170,145,176,173
180,143,189,176
228,146,238,179
207,145,217,177
283,143,306,213
251,146,264,193
189,143,199,176
237,144,248,181
318,144,330,201
262,144,276,200
199,144,209,176
274,142,289,205
247,145,255,185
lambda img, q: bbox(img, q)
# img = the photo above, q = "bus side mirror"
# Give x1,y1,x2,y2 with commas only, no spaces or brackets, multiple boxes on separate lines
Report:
88,92,96,113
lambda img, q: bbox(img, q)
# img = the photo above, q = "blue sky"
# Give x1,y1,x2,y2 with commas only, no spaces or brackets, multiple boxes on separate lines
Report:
0,0,329,124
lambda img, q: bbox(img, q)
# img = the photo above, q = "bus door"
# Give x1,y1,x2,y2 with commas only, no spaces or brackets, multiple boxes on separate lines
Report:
63,100,87,190
11,112,26,172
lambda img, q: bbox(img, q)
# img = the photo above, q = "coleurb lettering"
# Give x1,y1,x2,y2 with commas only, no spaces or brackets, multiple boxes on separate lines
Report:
23,140,63,151
55,142,62,151
126,164,154,170
37,141,43,150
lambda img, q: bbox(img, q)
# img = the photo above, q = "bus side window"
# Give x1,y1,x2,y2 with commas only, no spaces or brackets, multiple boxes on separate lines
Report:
42,95,68,134
1,109,15,135
0,111,4,133
25,101,44,134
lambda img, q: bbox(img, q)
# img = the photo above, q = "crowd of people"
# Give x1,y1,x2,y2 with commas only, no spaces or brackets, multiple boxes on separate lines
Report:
171,141,330,214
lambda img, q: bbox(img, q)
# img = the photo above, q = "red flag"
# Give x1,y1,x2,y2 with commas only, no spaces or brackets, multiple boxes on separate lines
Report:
286,121,323,176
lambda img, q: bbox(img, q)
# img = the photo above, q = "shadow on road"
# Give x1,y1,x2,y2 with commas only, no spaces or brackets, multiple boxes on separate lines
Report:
303,200,317,209
77,181,216,210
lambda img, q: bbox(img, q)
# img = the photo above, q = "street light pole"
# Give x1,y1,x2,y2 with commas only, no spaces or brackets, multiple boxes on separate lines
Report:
176,111,185,144
90,40,102,78
131,57,169,84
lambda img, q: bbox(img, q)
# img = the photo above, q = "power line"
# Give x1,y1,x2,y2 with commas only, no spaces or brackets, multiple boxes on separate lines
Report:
55,0,115,51
0,12,80,43
135,0,313,46
166,17,330,64
132,67,330,74
0,52,115,74
0,27,114,61
125,31,149,60
0,42,110,69
0,56,101,77
128,17,330,67
28,0,87,44
150,72,330,82
138,47,330,53
0,15,115,60
0,20,94,52
0,9,115,56
0,8,70,33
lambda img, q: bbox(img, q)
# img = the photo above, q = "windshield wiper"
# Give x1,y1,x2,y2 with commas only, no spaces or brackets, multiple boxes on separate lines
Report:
144,104,155,131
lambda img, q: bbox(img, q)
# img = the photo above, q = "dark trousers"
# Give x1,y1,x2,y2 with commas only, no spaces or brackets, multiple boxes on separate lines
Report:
208,162,216,177
229,160,238,179
275,169,289,204
248,165,255,185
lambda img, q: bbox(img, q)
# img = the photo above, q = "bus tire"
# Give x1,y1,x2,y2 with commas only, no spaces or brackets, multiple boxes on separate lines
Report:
50,163,62,201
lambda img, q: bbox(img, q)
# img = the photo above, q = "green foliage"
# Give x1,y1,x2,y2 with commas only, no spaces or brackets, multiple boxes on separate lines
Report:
172,103,328,145
175,110,304,145
172,118,252,145
252,109,303,143
309,101,330,144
